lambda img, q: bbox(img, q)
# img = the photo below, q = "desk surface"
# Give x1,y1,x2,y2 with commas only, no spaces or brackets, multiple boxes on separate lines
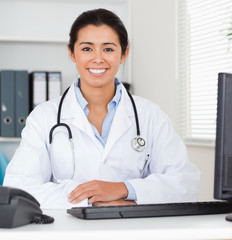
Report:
1,210,232,240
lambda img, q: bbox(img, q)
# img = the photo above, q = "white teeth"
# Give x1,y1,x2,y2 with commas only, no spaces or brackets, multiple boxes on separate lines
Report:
89,68,106,74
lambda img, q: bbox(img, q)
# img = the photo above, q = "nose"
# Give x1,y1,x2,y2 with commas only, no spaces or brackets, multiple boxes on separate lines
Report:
92,50,104,64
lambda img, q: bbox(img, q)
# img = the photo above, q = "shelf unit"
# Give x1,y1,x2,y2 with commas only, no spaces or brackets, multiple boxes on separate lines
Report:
0,0,131,44
0,138,21,142
0,36,68,44
0,0,131,158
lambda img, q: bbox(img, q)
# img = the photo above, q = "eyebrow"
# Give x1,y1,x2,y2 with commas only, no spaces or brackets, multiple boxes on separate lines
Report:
103,42,117,47
79,42,117,47
79,42,93,45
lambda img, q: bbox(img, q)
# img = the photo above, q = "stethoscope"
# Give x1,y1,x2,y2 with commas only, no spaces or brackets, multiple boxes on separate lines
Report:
49,86,145,182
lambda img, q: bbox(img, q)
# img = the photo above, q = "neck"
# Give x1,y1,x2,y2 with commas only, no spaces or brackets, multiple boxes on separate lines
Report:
80,80,115,109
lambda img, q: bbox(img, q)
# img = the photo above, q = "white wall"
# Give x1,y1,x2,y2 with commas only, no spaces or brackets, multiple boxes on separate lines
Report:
131,0,215,201
188,146,215,201
131,0,177,127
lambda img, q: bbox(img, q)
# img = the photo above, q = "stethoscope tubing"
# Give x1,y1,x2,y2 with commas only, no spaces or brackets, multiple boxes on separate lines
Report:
49,86,142,145
49,87,72,144
126,90,140,136
49,84,146,182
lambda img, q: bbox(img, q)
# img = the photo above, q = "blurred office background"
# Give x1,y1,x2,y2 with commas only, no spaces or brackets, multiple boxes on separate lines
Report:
1,0,232,201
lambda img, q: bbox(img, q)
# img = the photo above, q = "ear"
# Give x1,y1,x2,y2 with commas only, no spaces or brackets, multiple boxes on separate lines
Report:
120,47,129,64
68,46,76,63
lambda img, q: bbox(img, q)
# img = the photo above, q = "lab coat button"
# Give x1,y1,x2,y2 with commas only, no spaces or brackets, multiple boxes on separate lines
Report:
103,159,107,164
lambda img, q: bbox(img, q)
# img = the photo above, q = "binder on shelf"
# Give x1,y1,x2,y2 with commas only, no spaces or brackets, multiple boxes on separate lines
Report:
15,70,30,138
47,72,62,100
0,70,15,137
29,72,47,111
30,71,62,111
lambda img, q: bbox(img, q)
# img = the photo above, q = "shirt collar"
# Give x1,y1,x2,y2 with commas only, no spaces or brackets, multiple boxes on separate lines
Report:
75,79,88,110
74,78,122,111
112,78,122,108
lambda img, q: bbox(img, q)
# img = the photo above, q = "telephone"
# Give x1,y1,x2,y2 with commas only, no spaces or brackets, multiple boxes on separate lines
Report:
0,186,54,228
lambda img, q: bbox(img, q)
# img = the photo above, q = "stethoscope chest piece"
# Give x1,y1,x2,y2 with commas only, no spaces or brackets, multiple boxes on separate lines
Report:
131,137,145,152
49,86,146,183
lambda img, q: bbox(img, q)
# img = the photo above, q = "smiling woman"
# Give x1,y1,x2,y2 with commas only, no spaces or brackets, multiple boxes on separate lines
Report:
3,8,200,209
68,24,128,93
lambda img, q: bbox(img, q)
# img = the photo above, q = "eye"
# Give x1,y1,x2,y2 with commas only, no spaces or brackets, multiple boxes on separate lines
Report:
104,48,114,52
82,47,92,52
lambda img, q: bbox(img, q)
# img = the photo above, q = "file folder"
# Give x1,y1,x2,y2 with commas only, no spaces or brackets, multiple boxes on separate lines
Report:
30,72,47,110
15,70,30,137
47,72,62,100
0,70,15,137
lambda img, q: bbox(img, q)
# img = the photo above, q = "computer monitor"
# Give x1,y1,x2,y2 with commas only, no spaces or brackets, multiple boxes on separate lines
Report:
214,72,232,200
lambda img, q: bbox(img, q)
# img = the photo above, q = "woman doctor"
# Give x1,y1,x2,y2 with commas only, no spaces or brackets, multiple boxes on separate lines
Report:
4,9,200,209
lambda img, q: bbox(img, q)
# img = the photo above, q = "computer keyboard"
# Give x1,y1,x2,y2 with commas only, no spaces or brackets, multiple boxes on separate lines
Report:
67,201,232,219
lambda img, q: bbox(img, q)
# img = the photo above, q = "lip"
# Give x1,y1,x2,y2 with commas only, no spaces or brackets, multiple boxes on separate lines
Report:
88,68,108,77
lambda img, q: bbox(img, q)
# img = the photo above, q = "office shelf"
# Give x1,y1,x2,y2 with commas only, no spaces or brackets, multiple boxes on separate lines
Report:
0,137,21,143
0,36,68,44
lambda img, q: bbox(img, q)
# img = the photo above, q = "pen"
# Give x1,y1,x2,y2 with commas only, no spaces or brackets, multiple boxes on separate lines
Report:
140,154,149,177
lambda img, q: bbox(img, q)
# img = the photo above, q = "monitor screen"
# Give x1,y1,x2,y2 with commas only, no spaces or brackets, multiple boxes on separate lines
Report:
214,72,232,200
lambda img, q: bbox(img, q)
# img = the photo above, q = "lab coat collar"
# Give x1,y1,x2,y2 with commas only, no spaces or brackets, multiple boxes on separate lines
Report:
60,82,137,154
59,83,76,119
61,84,99,147
60,82,137,119
103,86,133,159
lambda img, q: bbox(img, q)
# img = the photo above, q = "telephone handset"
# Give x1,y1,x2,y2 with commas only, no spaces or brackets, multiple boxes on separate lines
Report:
0,186,54,228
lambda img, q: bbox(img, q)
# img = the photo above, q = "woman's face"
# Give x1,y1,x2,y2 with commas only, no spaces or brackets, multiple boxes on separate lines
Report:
68,24,129,89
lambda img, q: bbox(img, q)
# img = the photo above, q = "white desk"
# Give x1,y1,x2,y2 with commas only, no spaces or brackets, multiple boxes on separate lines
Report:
1,210,232,240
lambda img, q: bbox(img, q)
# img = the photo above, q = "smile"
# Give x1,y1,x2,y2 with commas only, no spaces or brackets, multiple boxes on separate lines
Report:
88,68,107,74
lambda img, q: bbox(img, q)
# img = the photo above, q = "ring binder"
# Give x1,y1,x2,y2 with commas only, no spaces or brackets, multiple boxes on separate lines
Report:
0,70,61,137
15,70,29,137
0,70,15,137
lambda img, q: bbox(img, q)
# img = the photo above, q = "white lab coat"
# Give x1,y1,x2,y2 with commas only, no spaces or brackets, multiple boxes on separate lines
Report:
4,82,200,209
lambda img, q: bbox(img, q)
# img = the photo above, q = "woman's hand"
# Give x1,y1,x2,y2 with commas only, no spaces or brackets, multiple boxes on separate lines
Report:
68,180,129,204
93,199,136,207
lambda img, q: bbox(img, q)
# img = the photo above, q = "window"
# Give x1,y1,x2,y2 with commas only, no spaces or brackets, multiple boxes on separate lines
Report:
177,0,232,146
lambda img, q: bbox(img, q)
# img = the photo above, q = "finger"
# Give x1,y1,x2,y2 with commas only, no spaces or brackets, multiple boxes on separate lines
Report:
69,188,91,203
69,183,96,201
93,199,136,207
69,181,93,196
70,190,95,204
69,185,95,202
92,201,105,207
92,200,119,206
88,194,105,204
69,180,99,197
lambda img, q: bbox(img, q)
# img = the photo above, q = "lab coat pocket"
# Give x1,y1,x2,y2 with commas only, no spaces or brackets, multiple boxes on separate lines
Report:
119,151,150,181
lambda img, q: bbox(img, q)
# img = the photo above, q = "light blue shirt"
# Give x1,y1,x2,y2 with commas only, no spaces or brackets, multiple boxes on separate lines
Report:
75,78,122,147
74,78,137,201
